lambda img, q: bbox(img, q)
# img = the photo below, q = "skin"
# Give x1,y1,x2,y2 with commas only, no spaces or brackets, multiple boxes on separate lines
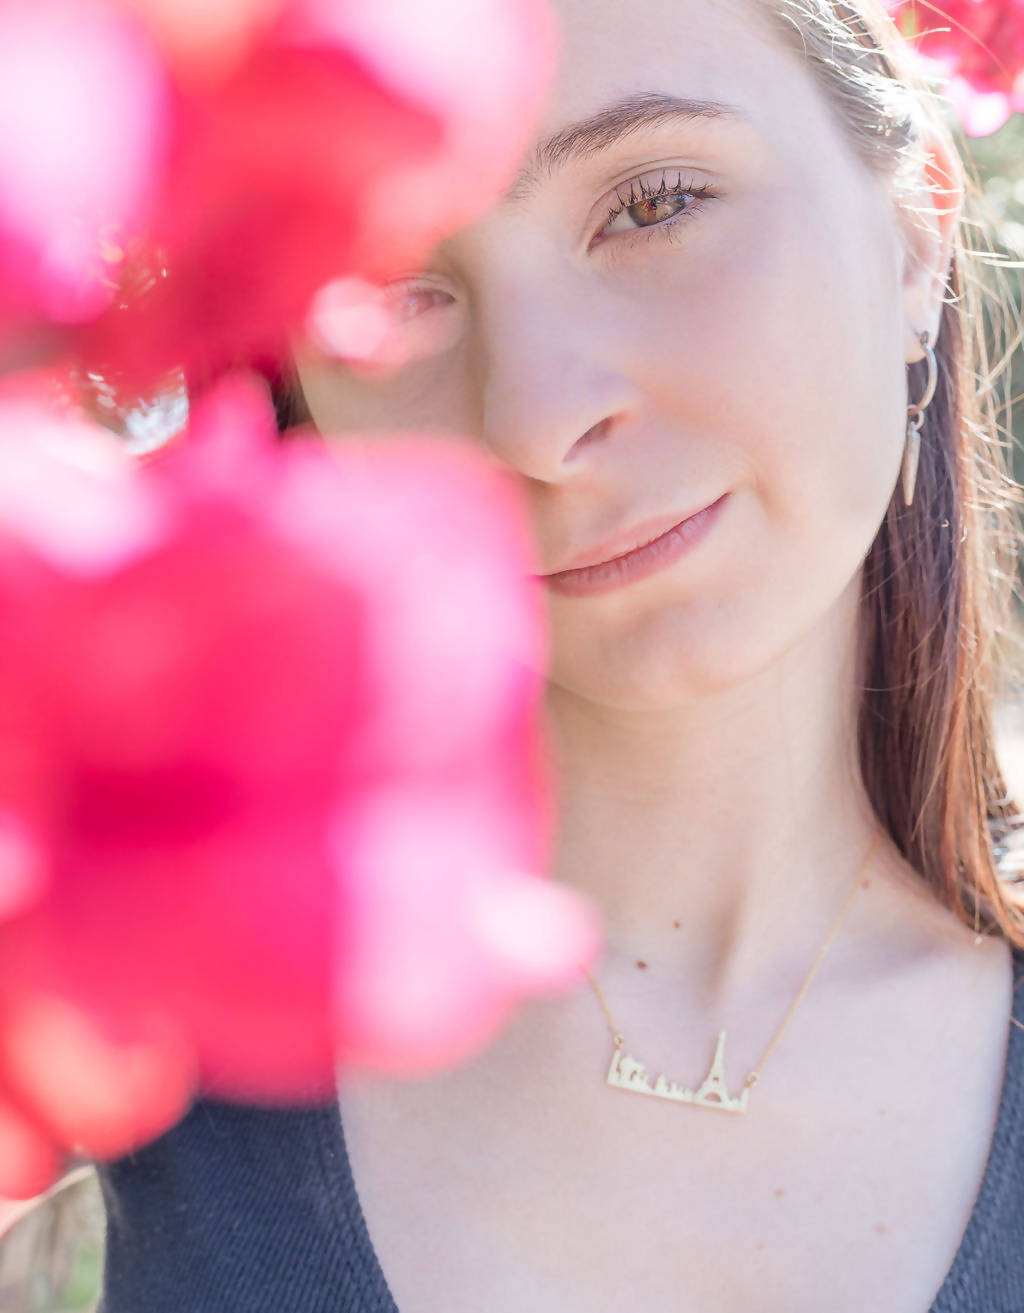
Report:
293,0,982,1027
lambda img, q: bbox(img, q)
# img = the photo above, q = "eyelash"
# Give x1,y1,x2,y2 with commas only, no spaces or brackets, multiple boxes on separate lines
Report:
599,170,717,245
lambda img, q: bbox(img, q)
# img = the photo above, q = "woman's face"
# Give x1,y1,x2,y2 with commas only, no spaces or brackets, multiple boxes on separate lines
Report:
293,0,953,711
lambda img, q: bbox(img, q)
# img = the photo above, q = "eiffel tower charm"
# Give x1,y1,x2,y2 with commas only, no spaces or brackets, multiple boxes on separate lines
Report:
604,1029,752,1114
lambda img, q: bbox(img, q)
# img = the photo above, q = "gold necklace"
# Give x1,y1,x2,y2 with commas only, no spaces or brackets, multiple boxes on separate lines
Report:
581,829,885,1114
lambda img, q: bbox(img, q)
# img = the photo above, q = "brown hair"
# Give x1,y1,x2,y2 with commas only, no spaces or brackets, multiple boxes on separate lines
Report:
272,0,1024,947
740,0,1024,946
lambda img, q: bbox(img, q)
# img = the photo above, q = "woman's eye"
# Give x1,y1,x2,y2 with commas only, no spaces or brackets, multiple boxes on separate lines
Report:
307,276,458,367
366,280,461,364
598,171,717,243
382,285,454,322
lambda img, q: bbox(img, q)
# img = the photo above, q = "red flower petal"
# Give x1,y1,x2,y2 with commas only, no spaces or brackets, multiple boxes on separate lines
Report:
0,1089,60,1200
0,0,169,339
0,992,196,1159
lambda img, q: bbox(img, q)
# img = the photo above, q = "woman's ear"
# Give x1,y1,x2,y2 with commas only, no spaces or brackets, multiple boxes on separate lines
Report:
895,128,964,362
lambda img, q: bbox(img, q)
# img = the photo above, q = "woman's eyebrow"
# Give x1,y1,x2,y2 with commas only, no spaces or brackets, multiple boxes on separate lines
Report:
500,91,753,206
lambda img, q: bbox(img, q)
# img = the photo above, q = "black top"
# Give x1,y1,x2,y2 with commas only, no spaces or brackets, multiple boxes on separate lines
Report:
96,940,1024,1312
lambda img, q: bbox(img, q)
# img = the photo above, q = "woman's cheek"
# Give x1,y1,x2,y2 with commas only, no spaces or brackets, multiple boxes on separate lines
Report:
293,342,475,442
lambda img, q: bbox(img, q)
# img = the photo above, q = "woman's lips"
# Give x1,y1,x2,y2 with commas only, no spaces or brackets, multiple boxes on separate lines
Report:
538,493,729,598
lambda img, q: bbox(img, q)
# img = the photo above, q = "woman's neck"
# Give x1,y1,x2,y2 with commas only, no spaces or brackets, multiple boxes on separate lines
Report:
541,581,908,1016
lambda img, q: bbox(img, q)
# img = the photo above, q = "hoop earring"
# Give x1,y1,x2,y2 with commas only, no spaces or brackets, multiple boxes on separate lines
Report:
903,329,938,507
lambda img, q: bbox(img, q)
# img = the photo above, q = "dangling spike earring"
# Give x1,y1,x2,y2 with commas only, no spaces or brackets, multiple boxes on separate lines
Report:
902,329,938,507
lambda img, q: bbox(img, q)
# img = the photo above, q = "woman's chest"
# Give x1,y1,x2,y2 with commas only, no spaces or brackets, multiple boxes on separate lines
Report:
334,938,1013,1313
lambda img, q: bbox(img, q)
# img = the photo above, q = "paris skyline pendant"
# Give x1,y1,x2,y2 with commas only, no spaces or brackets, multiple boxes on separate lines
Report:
605,1030,752,1114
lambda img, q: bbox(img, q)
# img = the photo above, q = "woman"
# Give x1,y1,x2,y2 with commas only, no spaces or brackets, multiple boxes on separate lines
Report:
96,0,1024,1309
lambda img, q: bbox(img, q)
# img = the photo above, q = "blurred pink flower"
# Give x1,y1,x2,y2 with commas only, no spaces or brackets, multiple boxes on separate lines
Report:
0,372,600,1198
73,0,559,394
74,34,440,397
886,0,1024,134
122,0,284,78
0,0,170,345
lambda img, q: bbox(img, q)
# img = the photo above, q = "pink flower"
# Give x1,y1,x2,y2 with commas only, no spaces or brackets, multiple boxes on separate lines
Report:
122,0,284,79
887,0,1024,135
0,372,601,1198
0,0,170,347
74,0,559,395
0,0,559,388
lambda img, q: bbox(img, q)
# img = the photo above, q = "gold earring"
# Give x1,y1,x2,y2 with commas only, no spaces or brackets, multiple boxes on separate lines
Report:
903,330,938,507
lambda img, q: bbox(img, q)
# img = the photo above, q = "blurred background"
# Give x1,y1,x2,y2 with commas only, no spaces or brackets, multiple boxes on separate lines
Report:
1,68,1023,1313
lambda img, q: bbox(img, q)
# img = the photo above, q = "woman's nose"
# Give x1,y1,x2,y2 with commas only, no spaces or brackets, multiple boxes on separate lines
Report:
475,281,645,483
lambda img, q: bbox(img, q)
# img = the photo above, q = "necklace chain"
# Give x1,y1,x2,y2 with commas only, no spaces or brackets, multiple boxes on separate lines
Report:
581,829,885,1110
